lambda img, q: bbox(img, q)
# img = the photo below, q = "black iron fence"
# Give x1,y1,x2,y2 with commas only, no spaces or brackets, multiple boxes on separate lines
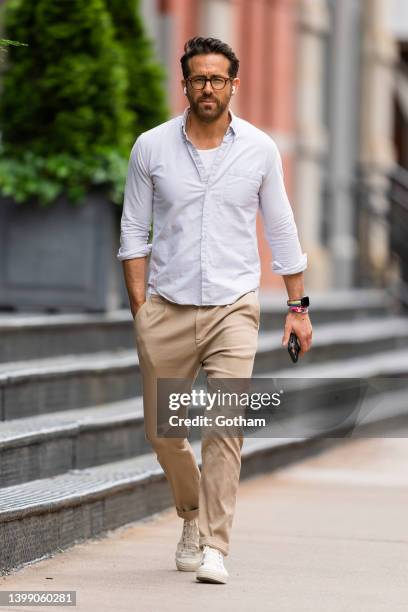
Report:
389,165,408,309
353,164,408,312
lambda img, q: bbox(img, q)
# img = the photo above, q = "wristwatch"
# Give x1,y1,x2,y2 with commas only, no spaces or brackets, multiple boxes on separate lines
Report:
287,296,310,308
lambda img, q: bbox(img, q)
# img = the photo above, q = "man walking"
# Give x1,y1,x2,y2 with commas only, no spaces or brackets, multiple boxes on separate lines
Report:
117,37,312,584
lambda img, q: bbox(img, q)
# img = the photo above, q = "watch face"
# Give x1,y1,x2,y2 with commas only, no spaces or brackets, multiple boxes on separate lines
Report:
301,296,310,307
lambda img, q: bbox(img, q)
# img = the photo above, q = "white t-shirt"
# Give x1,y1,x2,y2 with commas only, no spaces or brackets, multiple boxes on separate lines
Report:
197,145,221,174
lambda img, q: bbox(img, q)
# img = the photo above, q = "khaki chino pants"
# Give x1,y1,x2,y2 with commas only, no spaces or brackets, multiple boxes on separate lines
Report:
133,290,260,556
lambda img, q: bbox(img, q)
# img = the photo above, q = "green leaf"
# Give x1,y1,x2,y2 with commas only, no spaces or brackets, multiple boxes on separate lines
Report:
0,0,169,207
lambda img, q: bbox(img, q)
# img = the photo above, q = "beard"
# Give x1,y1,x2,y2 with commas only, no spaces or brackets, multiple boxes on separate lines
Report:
189,93,230,123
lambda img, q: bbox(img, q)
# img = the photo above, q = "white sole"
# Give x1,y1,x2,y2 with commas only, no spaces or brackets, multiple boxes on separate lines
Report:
175,557,202,572
196,569,228,584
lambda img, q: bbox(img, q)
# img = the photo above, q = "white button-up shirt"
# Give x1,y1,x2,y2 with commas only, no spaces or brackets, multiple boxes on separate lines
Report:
117,106,307,305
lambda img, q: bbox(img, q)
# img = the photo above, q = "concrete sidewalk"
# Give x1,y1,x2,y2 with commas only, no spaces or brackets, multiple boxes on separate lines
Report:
1,433,408,612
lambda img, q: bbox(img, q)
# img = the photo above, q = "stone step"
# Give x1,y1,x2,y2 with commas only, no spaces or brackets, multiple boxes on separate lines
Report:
1,392,406,575
1,346,408,488
0,310,134,365
259,288,391,329
0,399,146,488
0,350,141,420
254,316,408,372
1,316,407,421
0,289,392,363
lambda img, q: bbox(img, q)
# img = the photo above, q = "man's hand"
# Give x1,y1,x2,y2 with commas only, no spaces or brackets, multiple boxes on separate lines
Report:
282,311,313,358
122,257,147,320
131,300,146,320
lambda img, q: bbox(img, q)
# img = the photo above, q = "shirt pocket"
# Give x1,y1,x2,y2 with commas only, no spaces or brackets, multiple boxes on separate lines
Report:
223,172,261,209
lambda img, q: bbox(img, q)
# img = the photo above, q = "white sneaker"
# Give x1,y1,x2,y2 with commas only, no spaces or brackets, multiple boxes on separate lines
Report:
175,519,202,571
196,545,229,584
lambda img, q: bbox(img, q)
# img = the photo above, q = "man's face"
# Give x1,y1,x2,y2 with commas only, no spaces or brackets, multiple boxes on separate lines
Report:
182,53,239,123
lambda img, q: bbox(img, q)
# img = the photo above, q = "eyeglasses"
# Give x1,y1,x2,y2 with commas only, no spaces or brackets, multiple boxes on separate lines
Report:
187,76,233,91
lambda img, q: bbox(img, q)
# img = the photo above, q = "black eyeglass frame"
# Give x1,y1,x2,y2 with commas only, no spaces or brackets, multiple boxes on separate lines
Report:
186,76,234,91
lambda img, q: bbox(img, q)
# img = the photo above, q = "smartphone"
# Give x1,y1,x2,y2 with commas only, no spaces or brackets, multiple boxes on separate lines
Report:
288,332,301,363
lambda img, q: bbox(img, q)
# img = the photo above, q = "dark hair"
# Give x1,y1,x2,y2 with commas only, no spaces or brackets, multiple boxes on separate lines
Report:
180,36,239,79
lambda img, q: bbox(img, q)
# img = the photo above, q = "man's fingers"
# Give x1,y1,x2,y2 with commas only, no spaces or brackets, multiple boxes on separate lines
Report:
298,333,313,355
282,313,313,355
281,325,291,346
282,330,291,346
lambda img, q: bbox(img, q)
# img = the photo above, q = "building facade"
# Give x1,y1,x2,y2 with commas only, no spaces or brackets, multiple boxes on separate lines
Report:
1,0,406,297
141,0,405,295
140,0,298,291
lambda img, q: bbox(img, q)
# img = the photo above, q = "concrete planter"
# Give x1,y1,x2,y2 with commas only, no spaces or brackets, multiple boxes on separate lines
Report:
0,191,127,312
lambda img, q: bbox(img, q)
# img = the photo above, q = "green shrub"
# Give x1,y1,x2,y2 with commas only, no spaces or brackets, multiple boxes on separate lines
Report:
0,39,28,68
105,0,169,137
0,147,128,205
0,38,28,47
1,0,132,157
0,0,167,206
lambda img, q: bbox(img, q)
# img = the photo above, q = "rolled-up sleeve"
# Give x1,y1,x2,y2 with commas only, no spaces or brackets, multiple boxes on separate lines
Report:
116,134,153,261
258,140,307,275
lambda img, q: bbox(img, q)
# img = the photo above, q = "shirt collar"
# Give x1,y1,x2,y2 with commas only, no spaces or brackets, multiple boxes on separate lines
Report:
181,106,239,141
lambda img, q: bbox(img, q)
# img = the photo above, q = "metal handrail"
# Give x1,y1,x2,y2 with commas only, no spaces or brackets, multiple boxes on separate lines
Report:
388,166,408,309
352,164,408,309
